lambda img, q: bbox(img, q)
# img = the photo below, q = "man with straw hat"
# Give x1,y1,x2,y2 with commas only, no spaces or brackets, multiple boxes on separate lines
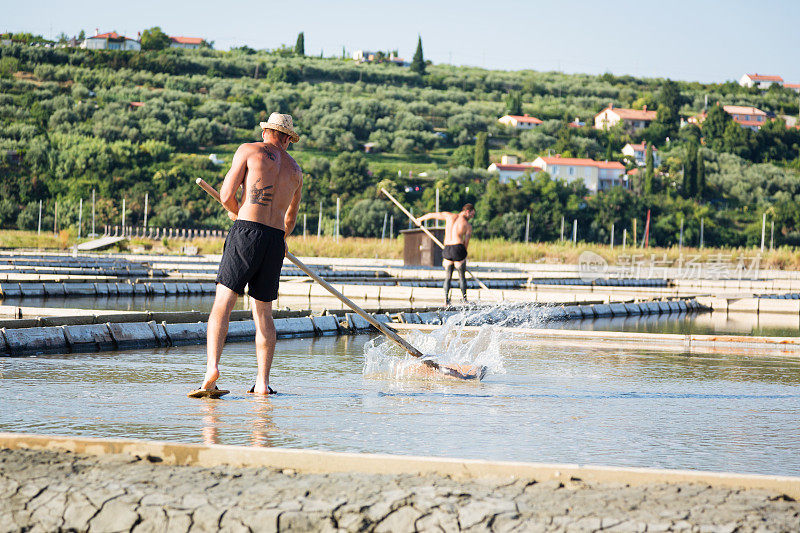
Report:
189,113,302,398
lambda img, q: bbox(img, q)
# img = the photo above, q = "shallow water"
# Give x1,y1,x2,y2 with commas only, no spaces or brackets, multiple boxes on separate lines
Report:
3,332,800,476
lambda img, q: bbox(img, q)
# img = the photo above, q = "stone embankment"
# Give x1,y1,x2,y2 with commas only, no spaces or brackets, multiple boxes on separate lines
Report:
2,448,798,532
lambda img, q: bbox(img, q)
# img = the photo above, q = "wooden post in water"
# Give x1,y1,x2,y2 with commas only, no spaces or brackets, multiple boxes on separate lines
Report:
121,198,126,232
54,201,58,235
78,198,83,239
560,216,565,242
91,189,96,237
633,219,637,248
143,192,149,230
622,228,627,250
389,215,394,239
381,212,387,241
760,212,766,253
679,218,684,251
700,218,705,248
37,200,42,236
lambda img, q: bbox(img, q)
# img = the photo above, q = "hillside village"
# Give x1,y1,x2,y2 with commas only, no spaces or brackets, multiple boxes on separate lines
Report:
1,30,800,248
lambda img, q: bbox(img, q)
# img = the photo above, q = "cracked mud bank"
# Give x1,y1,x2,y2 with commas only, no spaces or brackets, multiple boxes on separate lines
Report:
1,448,799,532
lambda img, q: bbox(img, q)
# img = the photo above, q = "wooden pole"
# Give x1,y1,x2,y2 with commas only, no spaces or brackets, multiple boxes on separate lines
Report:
194,178,483,381
525,212,530,243
78,198,83,239
37,200,42,236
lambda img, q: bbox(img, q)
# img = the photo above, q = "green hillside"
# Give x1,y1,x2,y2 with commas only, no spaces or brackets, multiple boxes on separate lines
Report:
1,40,799,247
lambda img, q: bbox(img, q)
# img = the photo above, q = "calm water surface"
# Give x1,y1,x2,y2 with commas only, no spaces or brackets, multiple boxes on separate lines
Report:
3,334,800,476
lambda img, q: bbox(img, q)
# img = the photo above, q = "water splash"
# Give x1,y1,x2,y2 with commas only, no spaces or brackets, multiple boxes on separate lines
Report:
363,302,551,380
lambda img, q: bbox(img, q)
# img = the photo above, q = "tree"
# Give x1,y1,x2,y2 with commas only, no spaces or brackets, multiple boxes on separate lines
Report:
140,27,171,50
78,29,85,41
696,149,705,199
644,143,654,195
683,142,697,198
411,36,425,75
505,91,522,115
702,104,730,151
474,132,489,169
295,32,305,56
0,57,19,79
449,145,474,168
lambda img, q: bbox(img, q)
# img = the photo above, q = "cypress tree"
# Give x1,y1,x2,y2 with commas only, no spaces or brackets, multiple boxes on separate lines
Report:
644,143,654,195
505,91,522,115
696,149,705,199
295,32,305,56
474,132,489,169
411,36,425,75
684,142,697,197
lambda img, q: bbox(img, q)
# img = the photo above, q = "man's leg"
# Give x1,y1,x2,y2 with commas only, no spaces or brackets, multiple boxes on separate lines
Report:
456,260,468,301
202,284,239,390
250,297,276,394
443,259,454,305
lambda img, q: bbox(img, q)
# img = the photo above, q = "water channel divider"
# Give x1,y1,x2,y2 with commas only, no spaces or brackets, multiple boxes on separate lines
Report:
0,300,706,357
1,432,798,500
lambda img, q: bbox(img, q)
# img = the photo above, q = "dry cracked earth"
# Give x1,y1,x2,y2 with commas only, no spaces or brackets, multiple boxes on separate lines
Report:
1,448,799,532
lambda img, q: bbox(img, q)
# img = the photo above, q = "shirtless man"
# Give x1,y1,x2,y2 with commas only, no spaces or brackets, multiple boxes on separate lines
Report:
189,113,302,398
418,204,475,305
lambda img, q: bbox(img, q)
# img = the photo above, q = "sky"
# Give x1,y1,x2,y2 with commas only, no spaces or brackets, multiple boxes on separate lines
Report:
4,0,800,84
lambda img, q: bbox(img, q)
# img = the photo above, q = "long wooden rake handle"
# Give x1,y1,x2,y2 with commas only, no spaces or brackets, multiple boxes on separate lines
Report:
194,178,467,379
380,188,489,290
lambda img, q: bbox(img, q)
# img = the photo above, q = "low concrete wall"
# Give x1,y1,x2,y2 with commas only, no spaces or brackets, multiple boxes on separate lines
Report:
2,432,799,500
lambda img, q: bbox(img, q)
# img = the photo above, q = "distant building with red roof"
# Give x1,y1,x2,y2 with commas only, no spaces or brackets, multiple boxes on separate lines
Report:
594,104,657,132
498,114,543,130
622,142,660,167
81,29,140,51
170,36,204,49
739,73,784,89
487,155,542,184
532,155,626,193
689,104,768,131
784,83,800,93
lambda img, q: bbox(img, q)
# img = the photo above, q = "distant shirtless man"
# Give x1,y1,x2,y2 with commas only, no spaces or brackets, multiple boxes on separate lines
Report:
418,204,475,305
189,113,302,398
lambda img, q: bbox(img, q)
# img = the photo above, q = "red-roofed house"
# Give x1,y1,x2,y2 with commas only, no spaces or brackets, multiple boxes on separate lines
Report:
739,73,784,89
498,114,542,130
785,83,800,93
170,36,204,49
622,142,661,167
689,105,768,131
81,30,140,51
487,155,542,183
532,155,626,193
594,104,657,132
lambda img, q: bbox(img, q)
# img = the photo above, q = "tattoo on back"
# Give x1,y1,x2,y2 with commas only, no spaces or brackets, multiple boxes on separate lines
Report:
265,150,276,161
249,184,274,206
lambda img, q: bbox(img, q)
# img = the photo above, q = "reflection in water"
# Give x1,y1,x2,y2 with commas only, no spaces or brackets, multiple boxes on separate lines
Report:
249,397,278,448
200,402,219,445
4,333,800,476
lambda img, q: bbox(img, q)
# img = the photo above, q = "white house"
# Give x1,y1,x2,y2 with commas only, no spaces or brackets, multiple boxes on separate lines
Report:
622,142,661,167
81,30,140,51
532,156,626,193
739,73,784,89
487,155,541,184
497,114,542,130
594,104,657,132
170,36,203,49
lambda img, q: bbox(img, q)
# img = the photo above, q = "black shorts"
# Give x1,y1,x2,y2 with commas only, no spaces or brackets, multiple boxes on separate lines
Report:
216,220,285,302
442,244,467,262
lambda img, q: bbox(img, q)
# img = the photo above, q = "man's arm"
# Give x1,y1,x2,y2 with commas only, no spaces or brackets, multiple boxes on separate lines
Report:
417,211,451,222
283,174,303,236
219,144,250,217
464,225,472,249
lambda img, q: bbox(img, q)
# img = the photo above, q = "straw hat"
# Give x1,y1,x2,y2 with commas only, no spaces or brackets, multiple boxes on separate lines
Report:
260,113,299,143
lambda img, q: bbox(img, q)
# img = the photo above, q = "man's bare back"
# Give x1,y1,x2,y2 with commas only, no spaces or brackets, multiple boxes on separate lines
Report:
443,212,472,246
220,140,302,232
